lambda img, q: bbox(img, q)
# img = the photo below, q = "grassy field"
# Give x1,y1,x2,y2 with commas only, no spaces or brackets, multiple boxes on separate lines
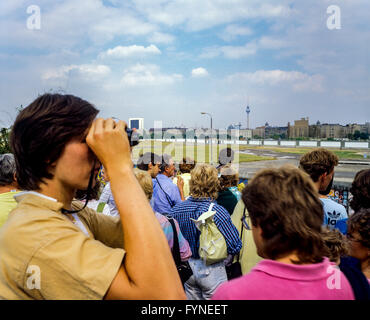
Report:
239,145,368,160
132,141,275,163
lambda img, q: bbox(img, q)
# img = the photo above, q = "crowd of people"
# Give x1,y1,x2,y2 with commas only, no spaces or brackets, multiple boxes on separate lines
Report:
0,93,369,300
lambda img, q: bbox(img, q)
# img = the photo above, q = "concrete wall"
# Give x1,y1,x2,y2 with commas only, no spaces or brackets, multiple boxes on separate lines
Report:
280,140,296,147
299,141,318,147
344,142,369,149
145,138,370,150
320,141,341,148
264,140,279,146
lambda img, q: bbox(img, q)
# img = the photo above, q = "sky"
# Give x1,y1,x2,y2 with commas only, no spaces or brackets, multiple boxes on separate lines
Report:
0,0,369,129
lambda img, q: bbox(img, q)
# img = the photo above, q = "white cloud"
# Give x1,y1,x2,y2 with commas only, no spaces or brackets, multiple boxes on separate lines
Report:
200,42,257,59
227,70,324,92
42,64,111,80
121,64,183,86
219,24,253,42
258,36,287,49
99,45,161,59
148,32,175,44
132,0,292,31
191,67,209,78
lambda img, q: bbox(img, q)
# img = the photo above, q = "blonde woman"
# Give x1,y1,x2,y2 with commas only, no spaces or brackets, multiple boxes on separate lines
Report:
169,164,242,300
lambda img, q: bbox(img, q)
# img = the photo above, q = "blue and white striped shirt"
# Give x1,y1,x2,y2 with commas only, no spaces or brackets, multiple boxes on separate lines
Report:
168,197,242,259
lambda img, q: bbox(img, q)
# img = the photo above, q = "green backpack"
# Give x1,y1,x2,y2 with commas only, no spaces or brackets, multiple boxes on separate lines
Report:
192,203,228,265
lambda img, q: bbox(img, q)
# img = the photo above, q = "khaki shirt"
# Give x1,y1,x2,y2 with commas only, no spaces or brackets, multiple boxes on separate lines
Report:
231,199,262,274
0,193,125,300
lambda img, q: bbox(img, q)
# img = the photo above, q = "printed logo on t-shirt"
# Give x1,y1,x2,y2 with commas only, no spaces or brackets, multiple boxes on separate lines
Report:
327,210,341,227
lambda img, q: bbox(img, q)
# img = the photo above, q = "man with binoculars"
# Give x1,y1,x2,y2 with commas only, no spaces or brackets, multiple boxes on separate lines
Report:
0,93,185,300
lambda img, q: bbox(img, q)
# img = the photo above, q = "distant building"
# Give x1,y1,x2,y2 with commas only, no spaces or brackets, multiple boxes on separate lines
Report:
288,117,309,139
129,118,144,130
265,125,288,139
238,129,252,139
253,126,266,139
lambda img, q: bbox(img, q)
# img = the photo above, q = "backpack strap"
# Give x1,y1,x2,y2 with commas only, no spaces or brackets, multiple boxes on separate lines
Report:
235,207,246,262
155,177,176,208
166,215,181,266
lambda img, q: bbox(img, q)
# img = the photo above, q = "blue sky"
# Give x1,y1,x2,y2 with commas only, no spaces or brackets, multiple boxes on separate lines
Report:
0,0,369,129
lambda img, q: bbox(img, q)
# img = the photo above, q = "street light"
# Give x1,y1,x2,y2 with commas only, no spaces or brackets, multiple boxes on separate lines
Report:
201,112,213,165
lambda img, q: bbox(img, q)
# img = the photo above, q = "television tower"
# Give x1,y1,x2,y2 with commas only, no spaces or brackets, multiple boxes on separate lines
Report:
246,100,251,130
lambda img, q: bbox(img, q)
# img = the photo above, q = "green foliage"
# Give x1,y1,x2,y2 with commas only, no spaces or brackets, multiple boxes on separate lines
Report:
0,128,11,154
353,130,361,140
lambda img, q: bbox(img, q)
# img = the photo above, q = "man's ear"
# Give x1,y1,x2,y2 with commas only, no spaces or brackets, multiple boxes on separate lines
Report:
319,172,327,184
148,162,153,170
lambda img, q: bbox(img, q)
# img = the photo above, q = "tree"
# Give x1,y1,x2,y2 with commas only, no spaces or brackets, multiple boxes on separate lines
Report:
360,132,369,140
353,130,361,140
0,128,11,154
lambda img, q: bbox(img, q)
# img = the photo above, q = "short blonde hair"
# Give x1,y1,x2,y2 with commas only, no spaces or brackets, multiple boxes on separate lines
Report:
189,164,220,199
133,168,153,200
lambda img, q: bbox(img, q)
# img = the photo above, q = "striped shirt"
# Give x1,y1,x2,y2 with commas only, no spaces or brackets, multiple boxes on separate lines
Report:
168,197,242,259
155,212,192,261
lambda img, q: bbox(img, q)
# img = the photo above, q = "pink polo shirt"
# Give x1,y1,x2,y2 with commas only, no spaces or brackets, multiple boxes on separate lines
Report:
212,258,354,300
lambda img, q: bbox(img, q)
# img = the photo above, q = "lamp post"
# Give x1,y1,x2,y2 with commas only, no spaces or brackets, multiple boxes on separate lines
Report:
201,112,213,165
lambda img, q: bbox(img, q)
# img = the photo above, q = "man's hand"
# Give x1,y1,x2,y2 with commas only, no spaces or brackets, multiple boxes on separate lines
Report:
86,118,132,176
176,176,184,190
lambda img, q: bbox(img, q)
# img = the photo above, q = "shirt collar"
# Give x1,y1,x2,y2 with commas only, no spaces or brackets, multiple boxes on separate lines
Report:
254,257,333,281
187,196,214,202
14,191,63,213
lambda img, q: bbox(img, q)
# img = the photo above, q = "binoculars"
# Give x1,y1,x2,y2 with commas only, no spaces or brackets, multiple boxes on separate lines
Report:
126,127,139,147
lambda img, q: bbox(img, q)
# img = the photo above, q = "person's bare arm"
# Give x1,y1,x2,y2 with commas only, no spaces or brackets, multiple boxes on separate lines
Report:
87,118,185,300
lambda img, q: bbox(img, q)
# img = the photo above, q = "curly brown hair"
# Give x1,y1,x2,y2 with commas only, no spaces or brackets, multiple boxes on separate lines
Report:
321,227,349,262
349,169,370,212
219,165,239,190
299,148,339,182
189,164,220,199
242,165,327,264
179,157,196,174
347,208,370,249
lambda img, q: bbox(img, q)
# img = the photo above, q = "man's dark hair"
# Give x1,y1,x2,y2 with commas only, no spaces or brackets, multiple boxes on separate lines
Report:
0,153,16,186
242,165,327,264
159,154,172,173
179,157,196,174
299,148,339,182
218,147,234,167
137,152,161,171
10,94,99,190
350,169,370,212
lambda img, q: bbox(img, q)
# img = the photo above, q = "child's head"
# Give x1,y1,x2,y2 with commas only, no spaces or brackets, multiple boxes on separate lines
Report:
321,227,349,264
